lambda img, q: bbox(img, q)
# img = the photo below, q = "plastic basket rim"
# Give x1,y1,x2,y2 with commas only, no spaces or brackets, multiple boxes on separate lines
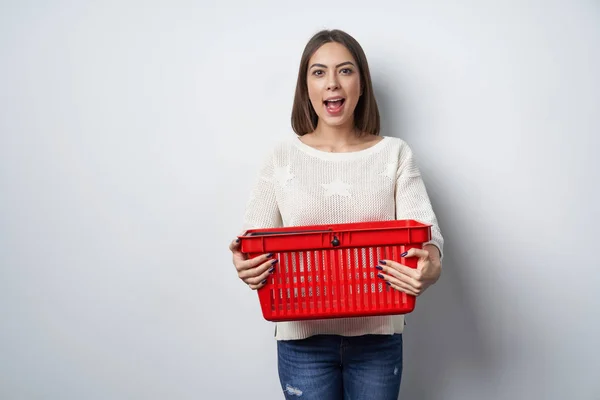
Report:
239,219,432,239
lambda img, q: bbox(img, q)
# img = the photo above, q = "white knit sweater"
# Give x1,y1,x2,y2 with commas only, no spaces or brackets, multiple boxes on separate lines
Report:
243,135,444,340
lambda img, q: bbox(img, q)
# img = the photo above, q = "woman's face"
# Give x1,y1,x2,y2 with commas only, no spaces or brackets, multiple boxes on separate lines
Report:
306,42,361,130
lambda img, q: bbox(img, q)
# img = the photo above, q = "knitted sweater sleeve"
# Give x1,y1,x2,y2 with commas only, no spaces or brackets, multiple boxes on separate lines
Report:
395,144,444,259
242,149,283,230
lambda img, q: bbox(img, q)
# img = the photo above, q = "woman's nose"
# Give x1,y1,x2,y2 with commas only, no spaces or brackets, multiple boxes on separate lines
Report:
326,75,339,90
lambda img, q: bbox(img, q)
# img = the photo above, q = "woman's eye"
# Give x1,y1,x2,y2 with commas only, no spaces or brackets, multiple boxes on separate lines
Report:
312,70,324,76
340,68,353,75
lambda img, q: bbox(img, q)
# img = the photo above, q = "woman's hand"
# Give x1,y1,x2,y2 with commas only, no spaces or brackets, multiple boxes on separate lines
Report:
375,245,441,297
229,237,277,290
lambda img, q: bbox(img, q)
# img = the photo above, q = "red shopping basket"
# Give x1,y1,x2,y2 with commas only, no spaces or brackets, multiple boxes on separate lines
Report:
239,220,431,322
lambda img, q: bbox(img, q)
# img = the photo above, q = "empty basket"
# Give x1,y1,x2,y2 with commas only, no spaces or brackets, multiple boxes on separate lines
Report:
239,220,431,322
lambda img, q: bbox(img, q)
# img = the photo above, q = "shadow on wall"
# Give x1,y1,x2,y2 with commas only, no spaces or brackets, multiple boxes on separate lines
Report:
374,81,498,400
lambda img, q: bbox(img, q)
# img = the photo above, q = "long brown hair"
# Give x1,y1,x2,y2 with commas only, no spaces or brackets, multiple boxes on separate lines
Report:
291,29,380,136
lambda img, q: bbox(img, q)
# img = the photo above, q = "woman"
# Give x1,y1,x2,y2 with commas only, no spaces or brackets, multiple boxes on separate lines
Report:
229,29,443,399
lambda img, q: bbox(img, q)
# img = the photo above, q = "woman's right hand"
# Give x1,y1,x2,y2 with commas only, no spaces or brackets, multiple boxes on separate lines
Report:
229,237,278,290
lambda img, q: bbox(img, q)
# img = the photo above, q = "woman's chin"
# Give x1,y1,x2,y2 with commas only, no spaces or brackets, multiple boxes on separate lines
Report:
317,114,353,129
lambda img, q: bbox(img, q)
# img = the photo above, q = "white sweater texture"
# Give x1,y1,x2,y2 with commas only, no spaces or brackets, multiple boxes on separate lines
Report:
243,135,444,341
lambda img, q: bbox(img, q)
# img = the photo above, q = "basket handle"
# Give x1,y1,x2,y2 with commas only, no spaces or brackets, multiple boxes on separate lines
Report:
247,228,332,237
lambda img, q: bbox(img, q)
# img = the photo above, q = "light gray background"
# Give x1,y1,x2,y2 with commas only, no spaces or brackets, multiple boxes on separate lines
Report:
1,1,599,399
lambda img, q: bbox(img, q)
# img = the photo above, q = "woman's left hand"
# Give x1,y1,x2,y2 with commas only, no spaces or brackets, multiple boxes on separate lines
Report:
375,245,442,297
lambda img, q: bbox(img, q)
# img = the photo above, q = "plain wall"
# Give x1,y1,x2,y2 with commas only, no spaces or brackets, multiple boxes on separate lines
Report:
1,1,599,399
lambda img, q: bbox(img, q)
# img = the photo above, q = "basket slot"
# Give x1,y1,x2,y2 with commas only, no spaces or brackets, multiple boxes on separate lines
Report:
367,247,374,309
354,248,362,312
274,253,280,317
322,250,330,314
311,250,320,314
390,246,397,308
339,249,347,312
350,248,357,312
385,246,393,307
291,251,298,312
269,256,276,317
347,248,356,312
338,249,345,312
327,249,335,313
284,252,291,318
362,249,368,308
292,253,296,312
334,249,347,311
303,251,310,315
377,246,385,309
309,251,315,310
302,252,308,310
298,251,305,313
362,247,370,310
400,245,407,306
268,256,274,315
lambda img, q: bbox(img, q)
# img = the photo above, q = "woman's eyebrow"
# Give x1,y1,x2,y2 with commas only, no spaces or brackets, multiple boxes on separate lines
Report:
335,61,355,68
309,61,356,69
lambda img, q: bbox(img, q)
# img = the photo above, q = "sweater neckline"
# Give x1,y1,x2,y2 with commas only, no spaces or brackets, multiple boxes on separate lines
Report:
292,135,389,160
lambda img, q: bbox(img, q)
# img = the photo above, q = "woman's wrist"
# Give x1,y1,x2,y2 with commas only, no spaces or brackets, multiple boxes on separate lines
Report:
423,243,441,262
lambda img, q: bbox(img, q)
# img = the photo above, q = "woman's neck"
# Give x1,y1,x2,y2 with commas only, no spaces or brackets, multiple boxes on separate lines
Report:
311,121,359,145
301,120,380,153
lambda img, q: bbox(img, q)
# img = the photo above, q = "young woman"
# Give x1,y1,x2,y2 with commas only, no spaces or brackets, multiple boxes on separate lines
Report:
229,29,444,400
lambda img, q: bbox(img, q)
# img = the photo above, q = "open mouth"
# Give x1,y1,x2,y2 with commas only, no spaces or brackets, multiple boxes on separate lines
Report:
323,98,345,113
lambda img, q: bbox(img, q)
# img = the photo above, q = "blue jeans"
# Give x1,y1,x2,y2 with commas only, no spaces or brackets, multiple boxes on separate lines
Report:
277,334,403,400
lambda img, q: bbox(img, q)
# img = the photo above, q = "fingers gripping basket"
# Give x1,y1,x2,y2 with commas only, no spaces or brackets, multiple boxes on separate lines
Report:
239,220,431,322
